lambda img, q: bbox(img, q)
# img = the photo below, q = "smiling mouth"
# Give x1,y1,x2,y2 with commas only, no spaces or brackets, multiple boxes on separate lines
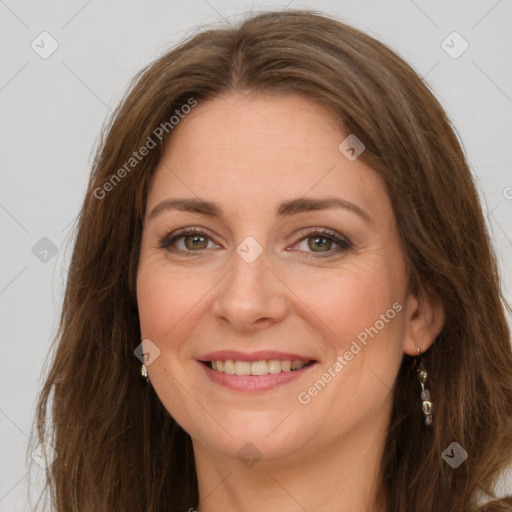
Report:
203,360,313,375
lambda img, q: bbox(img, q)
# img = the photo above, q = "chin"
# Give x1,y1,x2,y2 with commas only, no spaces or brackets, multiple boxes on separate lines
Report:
187,408,319,463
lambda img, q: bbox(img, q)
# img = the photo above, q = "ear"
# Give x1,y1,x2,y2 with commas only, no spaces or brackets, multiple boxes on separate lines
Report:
402,285,445,356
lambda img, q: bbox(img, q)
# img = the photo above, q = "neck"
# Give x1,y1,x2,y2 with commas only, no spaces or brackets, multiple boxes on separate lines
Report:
193,415,388,512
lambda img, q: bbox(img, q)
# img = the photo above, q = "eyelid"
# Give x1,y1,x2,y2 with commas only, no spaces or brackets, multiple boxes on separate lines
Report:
293,226,351,244
290,227,353,256
158,225,219,250
158,225,352,256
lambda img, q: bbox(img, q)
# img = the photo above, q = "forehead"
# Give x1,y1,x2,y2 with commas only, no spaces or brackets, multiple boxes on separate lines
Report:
146,93,391,224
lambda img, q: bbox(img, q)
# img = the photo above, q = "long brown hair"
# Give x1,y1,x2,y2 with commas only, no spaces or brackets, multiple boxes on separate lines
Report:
33,9,512,511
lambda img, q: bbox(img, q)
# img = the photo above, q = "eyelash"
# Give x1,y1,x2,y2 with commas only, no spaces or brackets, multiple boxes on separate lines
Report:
158,226,353,258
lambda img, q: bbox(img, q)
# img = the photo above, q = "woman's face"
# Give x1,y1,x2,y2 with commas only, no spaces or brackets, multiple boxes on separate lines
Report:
137,93,416,464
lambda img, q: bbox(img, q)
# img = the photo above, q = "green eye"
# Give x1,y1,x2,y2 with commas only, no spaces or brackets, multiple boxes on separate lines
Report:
183,234,208,250
160,227,352,258
159,227,215,253
308,235,333,252
293,229,352,258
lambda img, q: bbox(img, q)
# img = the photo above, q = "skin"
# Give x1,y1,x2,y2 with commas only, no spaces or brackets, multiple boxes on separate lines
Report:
136,93,445,512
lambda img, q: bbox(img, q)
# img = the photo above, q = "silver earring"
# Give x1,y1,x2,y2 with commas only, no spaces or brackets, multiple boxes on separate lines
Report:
141,364,149,381
415,347,433,426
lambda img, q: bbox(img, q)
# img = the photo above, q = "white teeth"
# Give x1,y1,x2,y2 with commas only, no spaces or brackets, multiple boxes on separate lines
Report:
250,361,268,376
209,359,310,375
223,360,235,374
268,360,282,373
234,361,251,375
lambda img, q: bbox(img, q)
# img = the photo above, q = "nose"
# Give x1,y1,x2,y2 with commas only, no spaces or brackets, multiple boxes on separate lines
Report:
212,246,288,333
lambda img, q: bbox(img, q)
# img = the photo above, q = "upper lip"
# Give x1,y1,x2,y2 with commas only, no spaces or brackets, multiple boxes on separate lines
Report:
197,350,316,362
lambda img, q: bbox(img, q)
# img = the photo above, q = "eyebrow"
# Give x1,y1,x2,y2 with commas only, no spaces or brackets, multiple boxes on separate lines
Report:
148,197,373,224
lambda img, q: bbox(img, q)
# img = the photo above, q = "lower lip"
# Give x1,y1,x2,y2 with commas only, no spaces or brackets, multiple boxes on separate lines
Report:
199,362,317,392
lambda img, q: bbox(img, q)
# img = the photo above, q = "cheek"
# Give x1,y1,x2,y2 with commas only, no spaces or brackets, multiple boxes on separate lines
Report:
286,259,404,347
297,267,405,415
136,260,213,344
289,257,406,401
136,262,214,433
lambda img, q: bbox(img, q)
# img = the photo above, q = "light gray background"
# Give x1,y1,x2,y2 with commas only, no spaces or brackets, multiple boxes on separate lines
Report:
1,0,511,509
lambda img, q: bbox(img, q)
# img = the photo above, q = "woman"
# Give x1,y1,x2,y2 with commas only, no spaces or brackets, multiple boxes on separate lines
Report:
34,9,512,512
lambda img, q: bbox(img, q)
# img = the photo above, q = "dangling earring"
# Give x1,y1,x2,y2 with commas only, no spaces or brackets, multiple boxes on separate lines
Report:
415,347,433,426
141,364,149,381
